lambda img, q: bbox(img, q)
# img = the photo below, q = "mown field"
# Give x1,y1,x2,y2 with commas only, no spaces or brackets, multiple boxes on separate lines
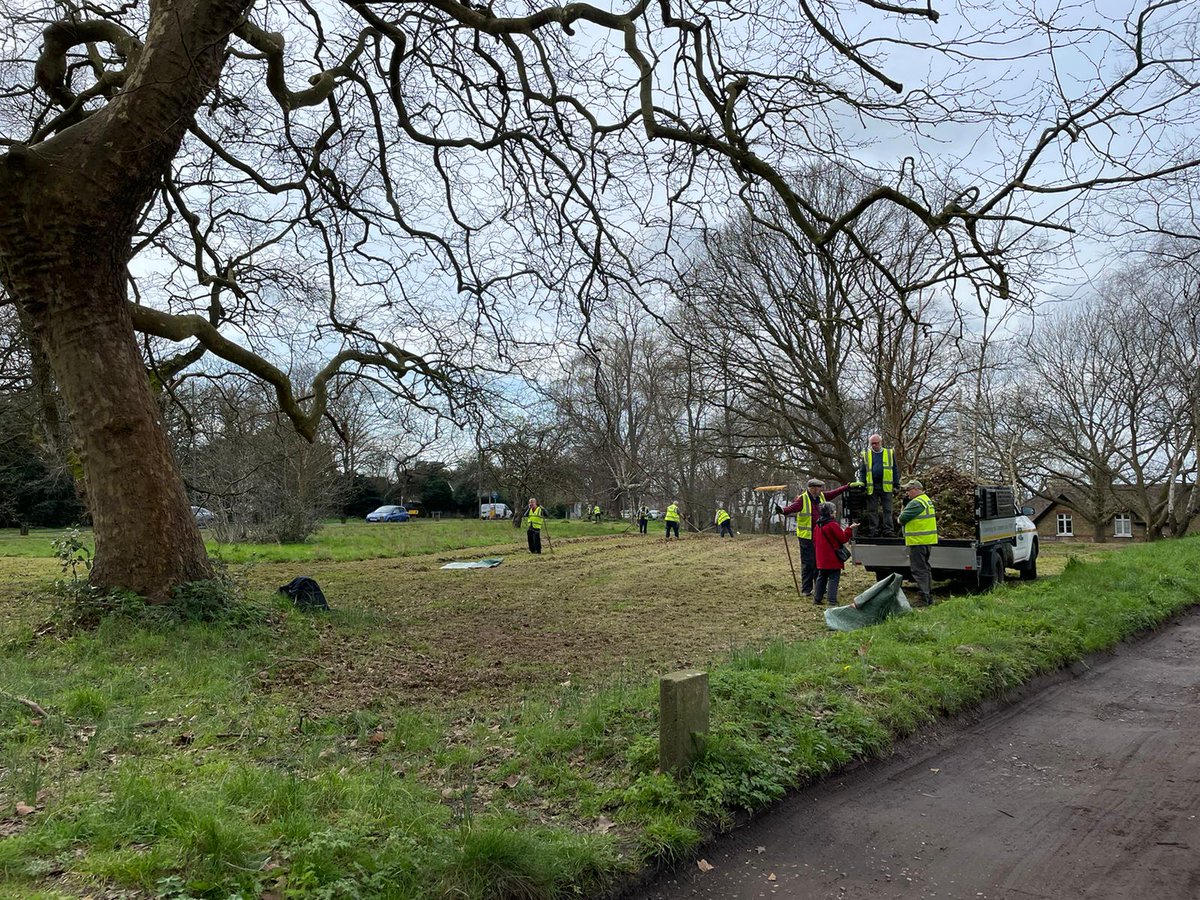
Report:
0,518,630,564
0,521,1180,899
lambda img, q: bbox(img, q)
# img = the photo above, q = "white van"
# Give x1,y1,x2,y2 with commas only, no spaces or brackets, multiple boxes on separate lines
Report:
479,502,512,519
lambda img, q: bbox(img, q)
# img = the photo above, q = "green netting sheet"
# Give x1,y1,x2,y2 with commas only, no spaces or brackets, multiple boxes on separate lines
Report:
824,572,912,631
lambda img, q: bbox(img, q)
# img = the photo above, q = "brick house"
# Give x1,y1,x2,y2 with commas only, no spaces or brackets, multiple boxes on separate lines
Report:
1030,485,1200,543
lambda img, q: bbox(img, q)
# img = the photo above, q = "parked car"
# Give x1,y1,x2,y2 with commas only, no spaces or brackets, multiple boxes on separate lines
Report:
366,505,410,523
647,509,662,520
403,502,425,518
191,506,215,527
479,502,512,519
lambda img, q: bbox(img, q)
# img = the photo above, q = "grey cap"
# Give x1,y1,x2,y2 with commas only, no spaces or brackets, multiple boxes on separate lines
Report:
903,479,924,491
807,478,825,488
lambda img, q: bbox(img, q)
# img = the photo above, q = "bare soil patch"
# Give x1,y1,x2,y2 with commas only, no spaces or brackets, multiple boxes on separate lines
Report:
247,533,849,714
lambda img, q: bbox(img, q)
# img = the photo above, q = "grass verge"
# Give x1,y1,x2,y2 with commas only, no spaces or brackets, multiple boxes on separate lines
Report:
0,520,631,564
0,537,1194,898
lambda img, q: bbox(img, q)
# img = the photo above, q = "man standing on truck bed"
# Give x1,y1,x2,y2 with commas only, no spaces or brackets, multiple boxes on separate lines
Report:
857,433,900,537
778,477,852,598
898,480,938,606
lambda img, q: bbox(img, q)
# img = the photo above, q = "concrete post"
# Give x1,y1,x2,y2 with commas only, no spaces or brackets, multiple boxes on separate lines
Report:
659,670,709,772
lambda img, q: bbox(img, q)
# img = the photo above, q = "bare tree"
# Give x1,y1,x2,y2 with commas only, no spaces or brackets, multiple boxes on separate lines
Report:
176,378,342,543
972,342,1042,497
674,197,862,481
482,413,580,525
1109,257,1200,538
2,0,1198,596
847,288,964,478
1021,305,1127,541
555,298,669,514
676,174,968,483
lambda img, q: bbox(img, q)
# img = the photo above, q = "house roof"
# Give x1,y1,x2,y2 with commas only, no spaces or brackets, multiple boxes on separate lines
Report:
1029,483,1197,524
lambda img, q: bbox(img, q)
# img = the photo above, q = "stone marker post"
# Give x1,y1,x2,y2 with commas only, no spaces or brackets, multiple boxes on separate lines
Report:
660,670,709,772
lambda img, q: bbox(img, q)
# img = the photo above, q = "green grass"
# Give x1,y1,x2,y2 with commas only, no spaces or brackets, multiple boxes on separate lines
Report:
0,518,630,563
0,536,1195,897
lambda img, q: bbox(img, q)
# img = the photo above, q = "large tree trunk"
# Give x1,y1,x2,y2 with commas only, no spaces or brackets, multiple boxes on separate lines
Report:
32,260,212,598
0,0,250,599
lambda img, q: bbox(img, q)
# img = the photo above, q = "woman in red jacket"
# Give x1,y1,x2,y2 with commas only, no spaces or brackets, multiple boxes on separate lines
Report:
813,501,859,606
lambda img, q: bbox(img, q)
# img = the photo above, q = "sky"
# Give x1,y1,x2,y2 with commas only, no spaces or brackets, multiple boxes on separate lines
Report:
7,0,1198,437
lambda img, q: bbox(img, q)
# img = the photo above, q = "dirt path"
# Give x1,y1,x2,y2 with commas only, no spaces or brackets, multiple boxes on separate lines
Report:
632,609,1200,900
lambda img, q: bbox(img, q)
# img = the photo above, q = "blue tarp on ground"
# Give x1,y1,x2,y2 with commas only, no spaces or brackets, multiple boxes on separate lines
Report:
440,557,504,570
825,572,912,631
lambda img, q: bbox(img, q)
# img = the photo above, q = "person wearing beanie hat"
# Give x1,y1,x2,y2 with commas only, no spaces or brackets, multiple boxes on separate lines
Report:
775,476,852,598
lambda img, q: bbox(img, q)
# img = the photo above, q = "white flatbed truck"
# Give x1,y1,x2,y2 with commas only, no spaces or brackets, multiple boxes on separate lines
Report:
849,485,1039,590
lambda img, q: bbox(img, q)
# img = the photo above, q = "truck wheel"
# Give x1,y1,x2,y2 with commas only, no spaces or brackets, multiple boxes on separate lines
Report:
984,548,1006,590
1020,540,1038,581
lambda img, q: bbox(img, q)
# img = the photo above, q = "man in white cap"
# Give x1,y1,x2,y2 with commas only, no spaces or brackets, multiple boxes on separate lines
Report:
778,476,852,599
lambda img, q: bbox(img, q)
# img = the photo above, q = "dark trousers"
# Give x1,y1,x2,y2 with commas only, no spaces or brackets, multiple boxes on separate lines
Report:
798,537,816,594
638,518,648,534
665,520,680,539
527,527,542,554
909,544,932,605
865,491,895,536
815,569,841,606
719,522,734,538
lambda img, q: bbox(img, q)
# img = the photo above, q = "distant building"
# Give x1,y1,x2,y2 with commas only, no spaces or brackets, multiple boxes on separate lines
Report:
1029,484,1199,543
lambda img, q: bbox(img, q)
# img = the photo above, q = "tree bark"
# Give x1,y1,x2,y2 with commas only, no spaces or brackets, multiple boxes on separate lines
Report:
33,260,212,597
0,0,250,599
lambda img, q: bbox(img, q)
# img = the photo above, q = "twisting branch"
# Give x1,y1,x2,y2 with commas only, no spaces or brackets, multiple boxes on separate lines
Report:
233,20,376,111
128,303,449,440
35,19,143,108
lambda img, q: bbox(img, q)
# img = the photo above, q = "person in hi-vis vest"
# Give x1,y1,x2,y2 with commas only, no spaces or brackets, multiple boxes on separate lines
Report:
778,477,851,597
663,501,682,540
898,480,939,606
525,497,546,554
857,433,900,537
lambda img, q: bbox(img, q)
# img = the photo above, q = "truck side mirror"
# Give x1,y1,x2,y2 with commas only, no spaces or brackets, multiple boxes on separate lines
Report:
1020,505,1034,517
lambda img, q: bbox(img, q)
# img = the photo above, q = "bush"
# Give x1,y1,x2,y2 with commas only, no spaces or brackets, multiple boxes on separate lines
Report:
48,568,262,632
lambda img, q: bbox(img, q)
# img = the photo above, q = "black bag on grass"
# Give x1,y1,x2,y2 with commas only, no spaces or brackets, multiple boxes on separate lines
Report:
278,576,330,611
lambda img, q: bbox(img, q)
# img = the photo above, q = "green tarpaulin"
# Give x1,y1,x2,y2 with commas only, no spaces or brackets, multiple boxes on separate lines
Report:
440,557,504,570
824,572,912,631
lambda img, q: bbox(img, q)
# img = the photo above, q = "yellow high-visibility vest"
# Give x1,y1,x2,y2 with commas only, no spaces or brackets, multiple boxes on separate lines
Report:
903,494,939,546
859,447,895,495
716,509,730,525
664,504,681,522
526,506,544,529
795,492,825,539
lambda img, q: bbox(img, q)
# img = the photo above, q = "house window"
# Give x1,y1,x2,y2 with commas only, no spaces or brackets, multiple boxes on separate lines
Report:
1114,513,1132,538
1057,513,1073,536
